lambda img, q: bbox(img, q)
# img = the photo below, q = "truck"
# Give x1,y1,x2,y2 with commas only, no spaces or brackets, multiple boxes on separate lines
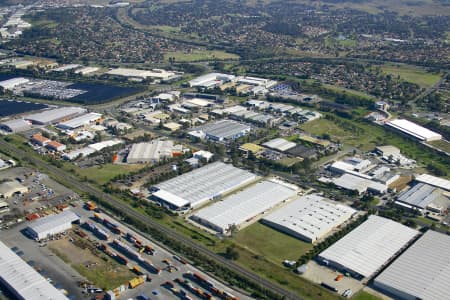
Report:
85,201,96,211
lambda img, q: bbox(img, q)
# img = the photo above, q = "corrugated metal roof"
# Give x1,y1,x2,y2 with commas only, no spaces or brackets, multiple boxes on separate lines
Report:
318,215,418,277
262,194,355,242
262,138,296,152
387,119,442,141
415,174,450,191
26,107,86,124
397,183,442,209
155,162,256,208
374,231,450,300
0,241,68,300
27,210,79,237
192,180,297,233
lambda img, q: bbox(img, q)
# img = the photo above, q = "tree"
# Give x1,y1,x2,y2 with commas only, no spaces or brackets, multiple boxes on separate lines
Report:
225,245,239,260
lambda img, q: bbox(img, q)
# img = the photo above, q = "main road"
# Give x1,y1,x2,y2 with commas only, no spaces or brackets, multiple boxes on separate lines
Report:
0,139,302,300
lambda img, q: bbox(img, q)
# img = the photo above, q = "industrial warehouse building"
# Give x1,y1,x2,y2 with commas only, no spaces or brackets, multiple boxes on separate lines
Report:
374,230,450,300
317,215,418,278
395,183,449,214
151,162,257,210
262,138,296,152
106,68,176,81
191,179,298,234
0,119,32,133
56,112,102,130
0,77,29,90
27,210,80,240
188,73,235,88
0,241,68,300
414,173,450,191
0,181,28,198
333,173,388,195
127,140,184,164
261,194,356,243
386,119,442,142
189,120,251,141
25,107,86,125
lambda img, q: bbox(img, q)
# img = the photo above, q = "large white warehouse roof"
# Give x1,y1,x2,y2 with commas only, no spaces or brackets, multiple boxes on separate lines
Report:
262,194,356,243
27,210,80,240
25,107,86,125
106,68,175,80
386,119,442,142
414,174,450,191
57,112,101,130
318,215,418,278
191,180,298,234
127,140,182,163
263,138,296,152
0,241,68,300
153,162,257,210
374,230,450,300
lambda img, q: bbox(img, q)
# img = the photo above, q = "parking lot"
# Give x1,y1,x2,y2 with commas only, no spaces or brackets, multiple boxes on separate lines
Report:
0,200,253,300
0,167,77,224
301,261,363,298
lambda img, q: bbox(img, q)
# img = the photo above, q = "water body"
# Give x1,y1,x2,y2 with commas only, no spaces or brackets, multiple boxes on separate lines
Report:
69,83,142,104
0,99,47,117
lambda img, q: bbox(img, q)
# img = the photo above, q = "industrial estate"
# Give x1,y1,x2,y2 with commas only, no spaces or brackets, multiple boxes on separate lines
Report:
0,1,449,300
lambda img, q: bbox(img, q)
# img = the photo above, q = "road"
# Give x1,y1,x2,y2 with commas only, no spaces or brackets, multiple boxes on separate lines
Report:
0,139,302,300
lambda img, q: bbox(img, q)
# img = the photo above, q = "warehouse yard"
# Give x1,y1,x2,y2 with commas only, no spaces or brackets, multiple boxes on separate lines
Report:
49,236,135,291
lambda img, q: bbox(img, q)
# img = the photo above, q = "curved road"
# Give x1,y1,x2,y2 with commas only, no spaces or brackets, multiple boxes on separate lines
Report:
0,139,301,300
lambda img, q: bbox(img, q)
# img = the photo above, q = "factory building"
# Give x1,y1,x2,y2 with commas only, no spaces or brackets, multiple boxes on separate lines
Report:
188,73,235,88
317,215,418,278
395,183,449,214
0,181,28,198
63,139,124,161
374,230,450,300
56,112,102,130
262,138,296,152
261,194,356,243
193,150,214,162
25,107,87,125
151,162,257,211
414,174,450,191
0,119,32,133
106,68,176,81
333,173,388,195
386,119,442,142
191,179,298,234
127,140,184,164
0,241,68,300
189,120,251,142
0,77,29,90
27,210,80,240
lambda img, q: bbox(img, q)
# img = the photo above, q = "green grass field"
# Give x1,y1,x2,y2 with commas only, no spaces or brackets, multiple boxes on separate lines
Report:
323,84,375,100
234,222,312,264
380,64,441,88
352,291,382,300
300,118,376,151
76,163,146,185
429,140,450,154
164,50,239,62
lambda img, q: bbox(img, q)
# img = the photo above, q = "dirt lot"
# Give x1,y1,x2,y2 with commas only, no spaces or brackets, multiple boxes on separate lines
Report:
49,234,134,291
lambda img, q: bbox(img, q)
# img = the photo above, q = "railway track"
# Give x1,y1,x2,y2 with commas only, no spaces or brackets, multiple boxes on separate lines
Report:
0,139,301,300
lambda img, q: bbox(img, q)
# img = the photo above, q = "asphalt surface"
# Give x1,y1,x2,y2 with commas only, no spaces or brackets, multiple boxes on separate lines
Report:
0,139,302,300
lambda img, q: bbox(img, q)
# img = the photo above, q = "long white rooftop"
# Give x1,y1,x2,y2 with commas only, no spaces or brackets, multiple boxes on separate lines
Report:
154,162,257,208
318,215,418,278
0,241,68,300
192,180,298,234
386,119,442,141
374,230,450,300
262,194,356,243
415,174,450,191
